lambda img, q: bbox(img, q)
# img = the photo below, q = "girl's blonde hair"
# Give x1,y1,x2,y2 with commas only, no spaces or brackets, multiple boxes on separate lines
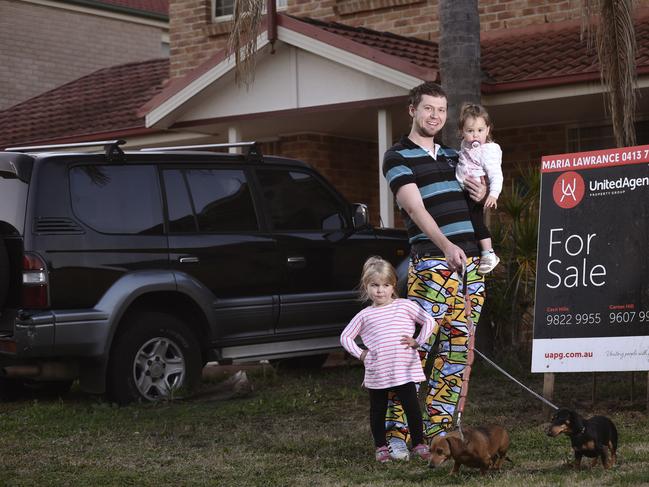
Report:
358,256,398,302
458,103,495,142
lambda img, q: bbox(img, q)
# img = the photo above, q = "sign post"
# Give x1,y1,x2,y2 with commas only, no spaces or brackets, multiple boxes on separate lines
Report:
532,145,649,374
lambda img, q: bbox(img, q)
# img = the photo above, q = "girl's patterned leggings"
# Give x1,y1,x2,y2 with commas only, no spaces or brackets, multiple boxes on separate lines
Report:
385,255,485,441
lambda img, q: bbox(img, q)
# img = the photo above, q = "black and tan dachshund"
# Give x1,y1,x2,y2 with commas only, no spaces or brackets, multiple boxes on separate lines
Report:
547,408,618,469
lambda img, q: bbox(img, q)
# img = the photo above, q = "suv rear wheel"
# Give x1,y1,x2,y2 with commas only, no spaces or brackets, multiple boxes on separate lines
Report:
107,312,202,404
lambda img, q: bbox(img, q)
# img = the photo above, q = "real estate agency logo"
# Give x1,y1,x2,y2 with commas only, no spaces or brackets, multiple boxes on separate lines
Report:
552,171,585,209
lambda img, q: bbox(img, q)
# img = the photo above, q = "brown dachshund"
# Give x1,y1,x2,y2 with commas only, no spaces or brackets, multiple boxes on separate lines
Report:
428,425,510,475
547,408,618,469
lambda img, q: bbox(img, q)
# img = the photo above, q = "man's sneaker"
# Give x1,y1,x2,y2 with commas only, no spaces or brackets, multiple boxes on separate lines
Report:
375,446,391,463
478,252,500,275
410,443,431,461
387,437,410,461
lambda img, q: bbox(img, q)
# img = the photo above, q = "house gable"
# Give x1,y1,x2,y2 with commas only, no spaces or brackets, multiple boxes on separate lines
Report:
145,14,433,129
176,42,412,123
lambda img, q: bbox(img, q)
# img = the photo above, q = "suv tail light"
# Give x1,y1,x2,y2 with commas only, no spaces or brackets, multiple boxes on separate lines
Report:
22,253,49,308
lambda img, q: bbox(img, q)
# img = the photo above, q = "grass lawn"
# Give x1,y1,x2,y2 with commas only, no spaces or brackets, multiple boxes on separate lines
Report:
0,356,648,487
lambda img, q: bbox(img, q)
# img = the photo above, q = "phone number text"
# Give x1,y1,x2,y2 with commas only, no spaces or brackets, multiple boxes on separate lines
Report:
545,311,649,325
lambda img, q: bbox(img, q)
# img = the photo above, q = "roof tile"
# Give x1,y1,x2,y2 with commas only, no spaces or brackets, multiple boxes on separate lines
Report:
0,58,169,148
2,15,649,146
293,15,649,88
96,0,168,16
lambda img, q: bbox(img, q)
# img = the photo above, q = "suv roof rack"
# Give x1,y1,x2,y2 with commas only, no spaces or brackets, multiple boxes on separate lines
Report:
5,139,126,162
140,141,262,161
5,139,125,152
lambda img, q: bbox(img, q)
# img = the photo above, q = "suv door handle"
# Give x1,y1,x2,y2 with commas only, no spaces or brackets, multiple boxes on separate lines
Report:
287,256,306,268
179,256,200,263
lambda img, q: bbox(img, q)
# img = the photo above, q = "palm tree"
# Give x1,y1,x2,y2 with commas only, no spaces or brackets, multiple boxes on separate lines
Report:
438,0,481,149
581,0,638,148
228,0,264,87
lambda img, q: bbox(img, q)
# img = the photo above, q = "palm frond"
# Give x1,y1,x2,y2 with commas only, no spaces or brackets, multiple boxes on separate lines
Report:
227,0,264,88
582,0,638,147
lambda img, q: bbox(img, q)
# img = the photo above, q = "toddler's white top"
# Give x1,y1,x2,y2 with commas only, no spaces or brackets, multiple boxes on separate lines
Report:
456,140,504,198
340,298,436,389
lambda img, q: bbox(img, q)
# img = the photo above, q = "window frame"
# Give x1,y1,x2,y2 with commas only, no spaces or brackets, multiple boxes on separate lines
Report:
68,162,165,236
160,164,263,235
211,0,287,23
250,165,353,233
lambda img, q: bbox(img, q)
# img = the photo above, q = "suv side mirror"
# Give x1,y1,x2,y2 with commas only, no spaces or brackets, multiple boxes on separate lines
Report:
352,203,369,229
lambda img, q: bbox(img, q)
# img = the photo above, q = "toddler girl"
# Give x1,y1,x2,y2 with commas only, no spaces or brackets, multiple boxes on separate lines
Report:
455,103,504,275
340,256,437,463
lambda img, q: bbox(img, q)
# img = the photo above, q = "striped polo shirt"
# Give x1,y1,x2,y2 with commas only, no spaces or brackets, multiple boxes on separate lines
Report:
382,135,479,257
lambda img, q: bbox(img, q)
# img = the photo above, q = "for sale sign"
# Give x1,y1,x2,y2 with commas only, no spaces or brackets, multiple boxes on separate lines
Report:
531,145,649,372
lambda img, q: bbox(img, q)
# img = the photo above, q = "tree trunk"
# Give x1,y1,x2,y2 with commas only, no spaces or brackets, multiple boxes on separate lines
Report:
581,0,638,148
439,0,482,149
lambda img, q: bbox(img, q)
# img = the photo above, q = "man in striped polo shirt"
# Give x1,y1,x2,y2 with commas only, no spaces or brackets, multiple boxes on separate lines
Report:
381,81,488,459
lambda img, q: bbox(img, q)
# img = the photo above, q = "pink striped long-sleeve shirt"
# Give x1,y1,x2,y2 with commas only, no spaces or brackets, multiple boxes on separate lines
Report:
340,298,437,389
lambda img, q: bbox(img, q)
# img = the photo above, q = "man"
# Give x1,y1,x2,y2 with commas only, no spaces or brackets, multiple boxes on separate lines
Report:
382,81,487,460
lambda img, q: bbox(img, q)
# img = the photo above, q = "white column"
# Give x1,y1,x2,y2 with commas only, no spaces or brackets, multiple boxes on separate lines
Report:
228,126,241,154
378,109,394,227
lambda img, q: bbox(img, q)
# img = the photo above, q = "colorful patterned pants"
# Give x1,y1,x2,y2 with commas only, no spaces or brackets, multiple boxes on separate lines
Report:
386,255,485,441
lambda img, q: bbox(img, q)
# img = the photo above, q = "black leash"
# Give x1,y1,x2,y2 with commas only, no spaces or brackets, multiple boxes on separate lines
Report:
473,347,559,410
457,266,559,440
419,262,559,442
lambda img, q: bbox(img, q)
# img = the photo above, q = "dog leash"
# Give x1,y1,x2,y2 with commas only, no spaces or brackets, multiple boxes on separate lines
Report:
456,264,475,441
454,265,559,441
472,347,559,410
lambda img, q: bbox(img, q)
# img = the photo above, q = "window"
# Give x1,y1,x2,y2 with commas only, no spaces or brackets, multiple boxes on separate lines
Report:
70,165,163,234
163,168,258,233
567,120,649,152
213,0,233,18
256,169,346,231
212,0,287,20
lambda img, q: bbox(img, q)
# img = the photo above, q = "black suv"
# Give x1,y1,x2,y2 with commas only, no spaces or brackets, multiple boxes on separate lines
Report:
0,140,408,403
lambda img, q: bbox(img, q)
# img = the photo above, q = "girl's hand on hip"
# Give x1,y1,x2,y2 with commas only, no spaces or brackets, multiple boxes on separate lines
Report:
400,336,418,349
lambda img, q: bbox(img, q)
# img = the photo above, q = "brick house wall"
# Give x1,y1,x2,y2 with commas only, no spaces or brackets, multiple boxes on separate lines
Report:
0,0,167,110
498,124,566,174
169,0,649,79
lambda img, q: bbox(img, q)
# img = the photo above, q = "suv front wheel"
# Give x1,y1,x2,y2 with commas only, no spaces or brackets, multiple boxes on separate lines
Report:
107,312,202,404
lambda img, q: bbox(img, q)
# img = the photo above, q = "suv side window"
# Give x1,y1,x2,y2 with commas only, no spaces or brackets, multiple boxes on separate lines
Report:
256,169,346,231
163,168,258,233
69,165,163,234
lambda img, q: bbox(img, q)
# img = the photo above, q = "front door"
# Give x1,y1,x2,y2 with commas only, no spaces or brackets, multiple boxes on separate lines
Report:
254,167,374,338
162,166,281,342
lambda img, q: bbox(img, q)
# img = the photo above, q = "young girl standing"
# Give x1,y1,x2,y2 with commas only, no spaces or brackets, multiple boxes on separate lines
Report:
340,256,437,463
455,103,504,275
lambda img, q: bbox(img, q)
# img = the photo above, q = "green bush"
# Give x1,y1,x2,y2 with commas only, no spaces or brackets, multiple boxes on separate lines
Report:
484,164,540,352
